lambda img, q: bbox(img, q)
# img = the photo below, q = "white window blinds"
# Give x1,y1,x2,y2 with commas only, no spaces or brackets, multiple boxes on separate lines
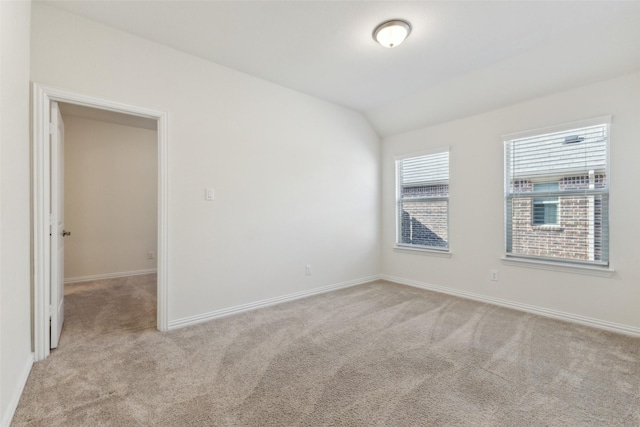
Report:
397,151,449,250
504,119,609,266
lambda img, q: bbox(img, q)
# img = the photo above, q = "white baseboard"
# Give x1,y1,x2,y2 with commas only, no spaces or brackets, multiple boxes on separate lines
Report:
64,269,157,284
169,275,381,330
0,353,33,427
381,274,640,338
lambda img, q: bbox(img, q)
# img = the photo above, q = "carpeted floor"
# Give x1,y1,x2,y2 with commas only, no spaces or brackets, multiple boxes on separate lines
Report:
12,275,640,426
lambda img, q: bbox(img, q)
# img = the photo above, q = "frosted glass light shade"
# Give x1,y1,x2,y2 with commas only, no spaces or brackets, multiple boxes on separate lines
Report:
373,20,412,48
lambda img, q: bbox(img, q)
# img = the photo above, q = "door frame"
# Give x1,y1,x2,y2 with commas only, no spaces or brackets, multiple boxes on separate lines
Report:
32,83,169,361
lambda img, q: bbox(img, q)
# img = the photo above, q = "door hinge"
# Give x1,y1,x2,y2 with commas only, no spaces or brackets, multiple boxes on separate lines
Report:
49,213,55,226
49,304,55,318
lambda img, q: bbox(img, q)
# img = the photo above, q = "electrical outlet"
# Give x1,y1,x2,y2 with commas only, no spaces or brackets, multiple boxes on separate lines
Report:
147,251,155,259
305,265,312,276
490,270,498,281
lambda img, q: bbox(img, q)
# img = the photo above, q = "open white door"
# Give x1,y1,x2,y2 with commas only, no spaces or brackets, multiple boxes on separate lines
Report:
50,101,66,349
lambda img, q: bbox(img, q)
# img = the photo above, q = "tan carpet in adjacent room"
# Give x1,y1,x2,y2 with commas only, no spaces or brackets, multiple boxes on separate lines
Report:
12,275,640,426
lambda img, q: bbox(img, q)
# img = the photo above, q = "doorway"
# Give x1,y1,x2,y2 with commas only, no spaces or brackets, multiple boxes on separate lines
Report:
32,83,169,361
56,102,158,346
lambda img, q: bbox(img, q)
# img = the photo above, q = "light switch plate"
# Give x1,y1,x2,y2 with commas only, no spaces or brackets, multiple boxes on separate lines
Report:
205,188,214,201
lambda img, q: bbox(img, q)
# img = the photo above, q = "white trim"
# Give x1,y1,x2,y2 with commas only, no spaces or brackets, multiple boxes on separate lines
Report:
393,245,452,257
0,2,3,418
32,83,170,361
0,0,2,414
381,274,640,337
64,269,158,284
501,256,614,277
32,83,50,361
0,353,33,427
168,275,381,330
156,110,169,333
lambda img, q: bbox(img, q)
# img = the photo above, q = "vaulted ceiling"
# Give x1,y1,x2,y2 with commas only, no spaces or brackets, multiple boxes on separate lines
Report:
41,1,640,136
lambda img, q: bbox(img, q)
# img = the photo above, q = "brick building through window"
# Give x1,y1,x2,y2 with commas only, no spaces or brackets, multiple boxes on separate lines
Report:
397,151,449,250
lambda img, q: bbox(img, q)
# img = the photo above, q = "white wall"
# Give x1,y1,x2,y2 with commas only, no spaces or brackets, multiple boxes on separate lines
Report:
382,72,640,330
31,3,381,322
0,1,33,425
63,115,158,280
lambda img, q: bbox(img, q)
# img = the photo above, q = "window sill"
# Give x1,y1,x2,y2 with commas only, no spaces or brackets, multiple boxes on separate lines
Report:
394,245,452,258
501,256,615,277
532,225,563,231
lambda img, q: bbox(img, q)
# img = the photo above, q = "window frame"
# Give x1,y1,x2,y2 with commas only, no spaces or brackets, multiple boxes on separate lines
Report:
503,116,611,268
395,148,450,253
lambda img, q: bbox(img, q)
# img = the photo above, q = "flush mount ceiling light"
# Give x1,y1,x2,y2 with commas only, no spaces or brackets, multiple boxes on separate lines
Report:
372,19,412,48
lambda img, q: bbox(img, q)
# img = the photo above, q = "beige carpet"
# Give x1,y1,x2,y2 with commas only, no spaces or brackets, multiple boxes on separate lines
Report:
12,275,640,426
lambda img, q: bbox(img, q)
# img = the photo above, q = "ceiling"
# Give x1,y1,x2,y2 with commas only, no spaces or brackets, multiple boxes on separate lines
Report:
59,103,158,130
42,1,640,136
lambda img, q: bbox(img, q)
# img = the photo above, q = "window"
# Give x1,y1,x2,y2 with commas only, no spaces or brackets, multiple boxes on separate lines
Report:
396,150,449,251
504,118,610,266
532,182,559,226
